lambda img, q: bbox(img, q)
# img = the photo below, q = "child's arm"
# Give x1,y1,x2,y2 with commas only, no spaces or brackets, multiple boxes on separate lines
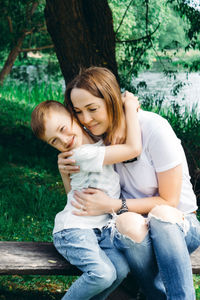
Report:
103,91,142,165
60,172,71,194
57,152,72,194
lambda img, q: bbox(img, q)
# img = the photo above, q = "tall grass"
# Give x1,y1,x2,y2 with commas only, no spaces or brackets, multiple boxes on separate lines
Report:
0,78,64,106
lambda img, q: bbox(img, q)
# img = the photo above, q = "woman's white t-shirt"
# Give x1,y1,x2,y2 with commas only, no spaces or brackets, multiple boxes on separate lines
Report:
115,110,197,214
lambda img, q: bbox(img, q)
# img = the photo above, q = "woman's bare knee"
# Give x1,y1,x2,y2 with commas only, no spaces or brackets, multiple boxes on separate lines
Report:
149,205,183,224
116,212,148,243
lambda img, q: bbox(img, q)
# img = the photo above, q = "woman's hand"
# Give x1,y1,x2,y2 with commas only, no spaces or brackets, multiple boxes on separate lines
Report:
58,151,80,176
71,188,120,216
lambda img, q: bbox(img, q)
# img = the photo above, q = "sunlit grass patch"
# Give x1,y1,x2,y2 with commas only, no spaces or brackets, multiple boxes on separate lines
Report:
0,79,64,106
194,275,200,300
0,275,78,300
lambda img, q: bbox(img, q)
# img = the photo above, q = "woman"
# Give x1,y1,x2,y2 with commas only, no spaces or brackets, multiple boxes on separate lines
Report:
59,67,200,299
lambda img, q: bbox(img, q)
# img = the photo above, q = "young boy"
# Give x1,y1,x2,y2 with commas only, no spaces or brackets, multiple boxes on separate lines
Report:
31,98,141,300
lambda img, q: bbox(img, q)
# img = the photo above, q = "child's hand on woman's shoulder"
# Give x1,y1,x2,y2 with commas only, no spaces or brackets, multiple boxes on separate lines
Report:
111,92,140,145
122,91,140,111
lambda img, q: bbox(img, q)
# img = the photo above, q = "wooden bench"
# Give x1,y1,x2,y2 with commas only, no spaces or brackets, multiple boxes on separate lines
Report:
0,241,200,299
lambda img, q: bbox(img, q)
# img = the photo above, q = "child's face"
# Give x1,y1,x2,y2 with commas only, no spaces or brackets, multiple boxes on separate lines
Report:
43,109,83,152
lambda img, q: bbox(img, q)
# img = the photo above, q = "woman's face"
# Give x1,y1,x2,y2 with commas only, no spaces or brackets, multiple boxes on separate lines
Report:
70,88,110,136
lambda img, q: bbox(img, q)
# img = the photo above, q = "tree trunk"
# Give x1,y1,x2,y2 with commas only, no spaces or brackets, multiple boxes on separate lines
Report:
45,0,118,85
0,33,26,85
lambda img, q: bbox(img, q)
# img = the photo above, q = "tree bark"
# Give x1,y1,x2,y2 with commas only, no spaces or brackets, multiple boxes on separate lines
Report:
45,0,118,85
0,33,26,85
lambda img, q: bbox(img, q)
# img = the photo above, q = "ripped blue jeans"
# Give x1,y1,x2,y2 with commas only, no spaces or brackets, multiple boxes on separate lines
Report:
113,212,200,300
53,227,130,300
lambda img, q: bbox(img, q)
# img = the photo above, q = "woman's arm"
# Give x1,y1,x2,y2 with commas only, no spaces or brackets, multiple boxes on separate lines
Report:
103,92,142,165
72,164,182,216
125,164,182,214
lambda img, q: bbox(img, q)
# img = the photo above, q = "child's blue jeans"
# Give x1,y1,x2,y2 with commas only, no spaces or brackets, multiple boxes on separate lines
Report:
53,227,130,300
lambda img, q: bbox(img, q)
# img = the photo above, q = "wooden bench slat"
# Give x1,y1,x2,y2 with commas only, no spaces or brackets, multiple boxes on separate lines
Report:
0,241,81,275
0,242,199,275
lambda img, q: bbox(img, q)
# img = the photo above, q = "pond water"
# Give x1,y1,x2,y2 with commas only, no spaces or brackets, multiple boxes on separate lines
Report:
133,72,200,111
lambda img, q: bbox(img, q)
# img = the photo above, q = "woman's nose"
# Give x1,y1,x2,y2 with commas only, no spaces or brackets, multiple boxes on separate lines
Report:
82,112,92,124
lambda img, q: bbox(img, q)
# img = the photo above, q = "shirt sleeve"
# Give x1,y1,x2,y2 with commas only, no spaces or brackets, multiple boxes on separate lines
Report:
147,118,182,173
72,144,105,172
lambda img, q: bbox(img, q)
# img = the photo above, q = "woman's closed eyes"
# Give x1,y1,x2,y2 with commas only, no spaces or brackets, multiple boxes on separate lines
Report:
75,107,98,114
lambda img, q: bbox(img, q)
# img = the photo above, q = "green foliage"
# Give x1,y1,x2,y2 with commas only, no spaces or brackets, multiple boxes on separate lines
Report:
108,0,200,84
0,0,51,55
158,9,189,49
109,0,169,81
171,0,200,49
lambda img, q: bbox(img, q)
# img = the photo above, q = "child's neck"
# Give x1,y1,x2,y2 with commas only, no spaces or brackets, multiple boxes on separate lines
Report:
82,130,95,145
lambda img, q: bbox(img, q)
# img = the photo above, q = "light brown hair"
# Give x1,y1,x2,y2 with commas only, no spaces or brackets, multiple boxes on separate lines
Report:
65,67,124,145
31,100,71,140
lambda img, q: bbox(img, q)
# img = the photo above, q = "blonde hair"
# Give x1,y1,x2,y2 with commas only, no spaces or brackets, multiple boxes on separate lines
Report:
31,100,71,140
65,67,124,145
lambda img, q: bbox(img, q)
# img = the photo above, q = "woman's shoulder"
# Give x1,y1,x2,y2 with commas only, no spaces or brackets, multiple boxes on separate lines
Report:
139,110,169,132
139,110,179,149
139,109,166,122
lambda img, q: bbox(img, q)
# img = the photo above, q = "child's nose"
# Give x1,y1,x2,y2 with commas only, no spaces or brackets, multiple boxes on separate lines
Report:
63,136,71,148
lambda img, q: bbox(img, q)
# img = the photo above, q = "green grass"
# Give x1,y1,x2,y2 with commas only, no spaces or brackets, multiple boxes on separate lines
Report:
0,85,66,241
194,275,200,300
0,275,78,300
0,79,63,106
0,79,200,299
